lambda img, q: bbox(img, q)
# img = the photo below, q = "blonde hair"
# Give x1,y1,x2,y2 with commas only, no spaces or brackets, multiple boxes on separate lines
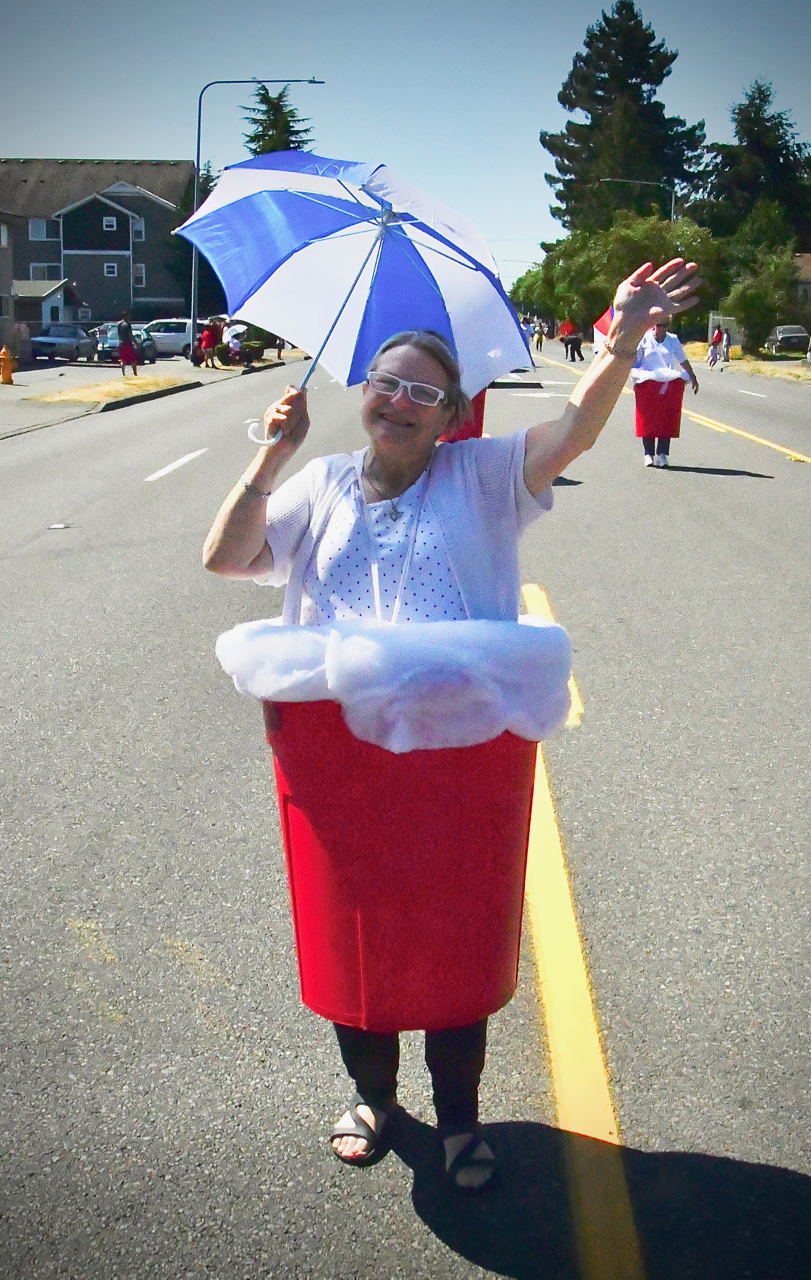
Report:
367,331,471,422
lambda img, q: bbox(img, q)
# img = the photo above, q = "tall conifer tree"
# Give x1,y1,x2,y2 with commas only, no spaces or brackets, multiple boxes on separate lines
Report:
691,81,811,246
242,84,314,156
540,0,705,231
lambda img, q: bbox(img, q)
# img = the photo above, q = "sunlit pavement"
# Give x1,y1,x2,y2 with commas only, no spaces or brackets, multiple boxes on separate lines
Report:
1,362,809,1277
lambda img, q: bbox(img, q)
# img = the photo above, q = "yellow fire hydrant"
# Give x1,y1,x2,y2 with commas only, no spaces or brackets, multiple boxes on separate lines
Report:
0,346,15,385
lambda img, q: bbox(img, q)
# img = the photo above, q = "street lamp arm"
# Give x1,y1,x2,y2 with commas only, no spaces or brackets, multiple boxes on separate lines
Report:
597,177,677,221
190,75,324,344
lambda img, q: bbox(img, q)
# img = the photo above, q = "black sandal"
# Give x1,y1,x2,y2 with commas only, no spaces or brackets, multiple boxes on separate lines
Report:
329,1092,397,1168
441,1125,498,1195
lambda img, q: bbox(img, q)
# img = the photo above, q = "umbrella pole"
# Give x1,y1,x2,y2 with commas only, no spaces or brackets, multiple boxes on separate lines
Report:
298,228,385,391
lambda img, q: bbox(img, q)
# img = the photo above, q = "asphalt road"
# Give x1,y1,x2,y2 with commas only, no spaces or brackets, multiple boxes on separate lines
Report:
1,349,809,1278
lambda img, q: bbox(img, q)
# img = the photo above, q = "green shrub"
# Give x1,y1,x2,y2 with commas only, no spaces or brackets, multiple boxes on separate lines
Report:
215,343,231,365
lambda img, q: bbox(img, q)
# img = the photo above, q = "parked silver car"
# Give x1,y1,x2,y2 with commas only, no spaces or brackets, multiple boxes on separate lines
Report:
31,324,96,362
95,323,157,364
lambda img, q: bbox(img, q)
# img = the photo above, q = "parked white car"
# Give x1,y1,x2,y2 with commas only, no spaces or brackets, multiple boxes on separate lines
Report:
142,319,207,358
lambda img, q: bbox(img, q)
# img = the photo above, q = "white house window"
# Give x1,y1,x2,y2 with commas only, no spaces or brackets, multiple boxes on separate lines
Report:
30,263,61,281
133,264,146,288
29,218,60,241
0,224,8,248
104,262,118,278
132,217,145,242
103,216,117,231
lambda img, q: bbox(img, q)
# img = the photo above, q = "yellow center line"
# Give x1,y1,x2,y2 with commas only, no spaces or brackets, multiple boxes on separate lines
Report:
683,410,811,463
522,584,583,726
521,581,646,1280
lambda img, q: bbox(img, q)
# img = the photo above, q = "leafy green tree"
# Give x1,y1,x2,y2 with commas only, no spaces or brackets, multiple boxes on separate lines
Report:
691,82,811,246
242,84,314,155
724,244,799,352
539,0,705,231
725,198,794,274
169,162,226,316
512,214,717,333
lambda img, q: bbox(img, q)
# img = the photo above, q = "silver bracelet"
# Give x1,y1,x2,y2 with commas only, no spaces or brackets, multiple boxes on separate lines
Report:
603,337,638,358
240,478,271,498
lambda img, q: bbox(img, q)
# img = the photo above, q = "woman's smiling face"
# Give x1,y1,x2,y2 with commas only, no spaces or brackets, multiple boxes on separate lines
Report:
362,344,455,465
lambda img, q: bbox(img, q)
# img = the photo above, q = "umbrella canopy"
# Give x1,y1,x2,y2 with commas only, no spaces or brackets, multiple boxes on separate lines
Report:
176,151,530,397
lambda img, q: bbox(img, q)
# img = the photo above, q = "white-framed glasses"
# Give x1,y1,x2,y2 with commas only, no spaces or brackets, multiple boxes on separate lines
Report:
366,371,448,407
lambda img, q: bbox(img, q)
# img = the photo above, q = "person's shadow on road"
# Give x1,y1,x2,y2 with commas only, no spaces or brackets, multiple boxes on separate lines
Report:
663,465,774,478
389,1115,811,1279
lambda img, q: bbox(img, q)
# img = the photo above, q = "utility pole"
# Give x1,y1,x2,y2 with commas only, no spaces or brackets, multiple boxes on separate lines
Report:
189,77,324,350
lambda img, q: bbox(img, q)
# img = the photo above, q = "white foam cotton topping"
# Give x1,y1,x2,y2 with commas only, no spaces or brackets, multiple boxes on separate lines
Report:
215,617,572,753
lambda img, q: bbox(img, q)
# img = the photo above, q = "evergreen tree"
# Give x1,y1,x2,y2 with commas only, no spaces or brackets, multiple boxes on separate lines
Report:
242,84,314,155
540,0,705,231
168,162,226,316
691,82,811,247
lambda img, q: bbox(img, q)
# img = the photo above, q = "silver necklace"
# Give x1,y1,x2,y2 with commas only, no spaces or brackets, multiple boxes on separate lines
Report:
363,462,404,520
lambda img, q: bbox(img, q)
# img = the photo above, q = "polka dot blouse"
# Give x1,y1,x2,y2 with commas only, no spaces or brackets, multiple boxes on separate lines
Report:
301,464,467,624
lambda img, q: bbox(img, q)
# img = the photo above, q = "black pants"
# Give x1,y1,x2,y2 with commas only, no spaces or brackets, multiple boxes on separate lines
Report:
334,1019,487,1130
642,436,671,456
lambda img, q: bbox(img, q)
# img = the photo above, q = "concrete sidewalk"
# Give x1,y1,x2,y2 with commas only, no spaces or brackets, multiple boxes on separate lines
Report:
0,353,308,440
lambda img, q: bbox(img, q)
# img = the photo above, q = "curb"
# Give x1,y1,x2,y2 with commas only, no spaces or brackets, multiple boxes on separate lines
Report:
0,353,311,441
0,405,99,442
98,380,203,412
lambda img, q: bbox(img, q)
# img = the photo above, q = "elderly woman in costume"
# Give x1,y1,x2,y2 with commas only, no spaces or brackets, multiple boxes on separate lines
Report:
632,318,699,468
203,259,701,1193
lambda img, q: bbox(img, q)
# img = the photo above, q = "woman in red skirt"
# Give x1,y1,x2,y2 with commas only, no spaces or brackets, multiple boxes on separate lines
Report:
632,319,698,467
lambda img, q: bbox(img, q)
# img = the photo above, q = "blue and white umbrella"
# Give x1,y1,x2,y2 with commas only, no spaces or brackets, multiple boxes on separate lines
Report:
176,151,531,397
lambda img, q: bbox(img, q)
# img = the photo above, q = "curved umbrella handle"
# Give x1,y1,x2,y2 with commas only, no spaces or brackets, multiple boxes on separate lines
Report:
246,419,284,447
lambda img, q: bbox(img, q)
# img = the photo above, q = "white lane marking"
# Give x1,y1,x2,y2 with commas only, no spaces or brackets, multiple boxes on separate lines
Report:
737,390,767,398
511,392,571,398
144,449,208,482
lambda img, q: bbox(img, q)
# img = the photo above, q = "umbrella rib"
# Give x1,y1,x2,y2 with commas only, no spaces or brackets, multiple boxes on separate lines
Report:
405,221,505,286
337,178,378,212
299,231,384,390
403,227,483,273
279,188,380,225
383,226,450,300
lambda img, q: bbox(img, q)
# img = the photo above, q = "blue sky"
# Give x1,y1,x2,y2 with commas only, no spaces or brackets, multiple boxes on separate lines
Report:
3,0,810,286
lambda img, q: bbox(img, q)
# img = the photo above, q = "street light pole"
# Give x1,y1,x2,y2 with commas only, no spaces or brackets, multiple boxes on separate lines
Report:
189,76,324,350
598,177,677,222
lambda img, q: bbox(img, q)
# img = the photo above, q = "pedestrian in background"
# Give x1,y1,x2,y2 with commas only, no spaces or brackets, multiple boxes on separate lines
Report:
722,328,731,363
117,311,138,377
707,325,722,369
568,332,584,363
632,320,698,467
200,323,217,369
534,322,544,353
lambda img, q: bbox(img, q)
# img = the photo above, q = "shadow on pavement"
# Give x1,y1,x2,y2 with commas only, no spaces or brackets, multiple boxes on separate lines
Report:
664,466,774,479
390,1115,811,1279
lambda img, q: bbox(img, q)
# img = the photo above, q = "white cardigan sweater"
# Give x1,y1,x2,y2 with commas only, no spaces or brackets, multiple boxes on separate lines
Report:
258,431,553,625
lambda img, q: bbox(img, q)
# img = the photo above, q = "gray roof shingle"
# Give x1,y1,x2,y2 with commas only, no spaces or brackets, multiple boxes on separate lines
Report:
0,159,194,218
